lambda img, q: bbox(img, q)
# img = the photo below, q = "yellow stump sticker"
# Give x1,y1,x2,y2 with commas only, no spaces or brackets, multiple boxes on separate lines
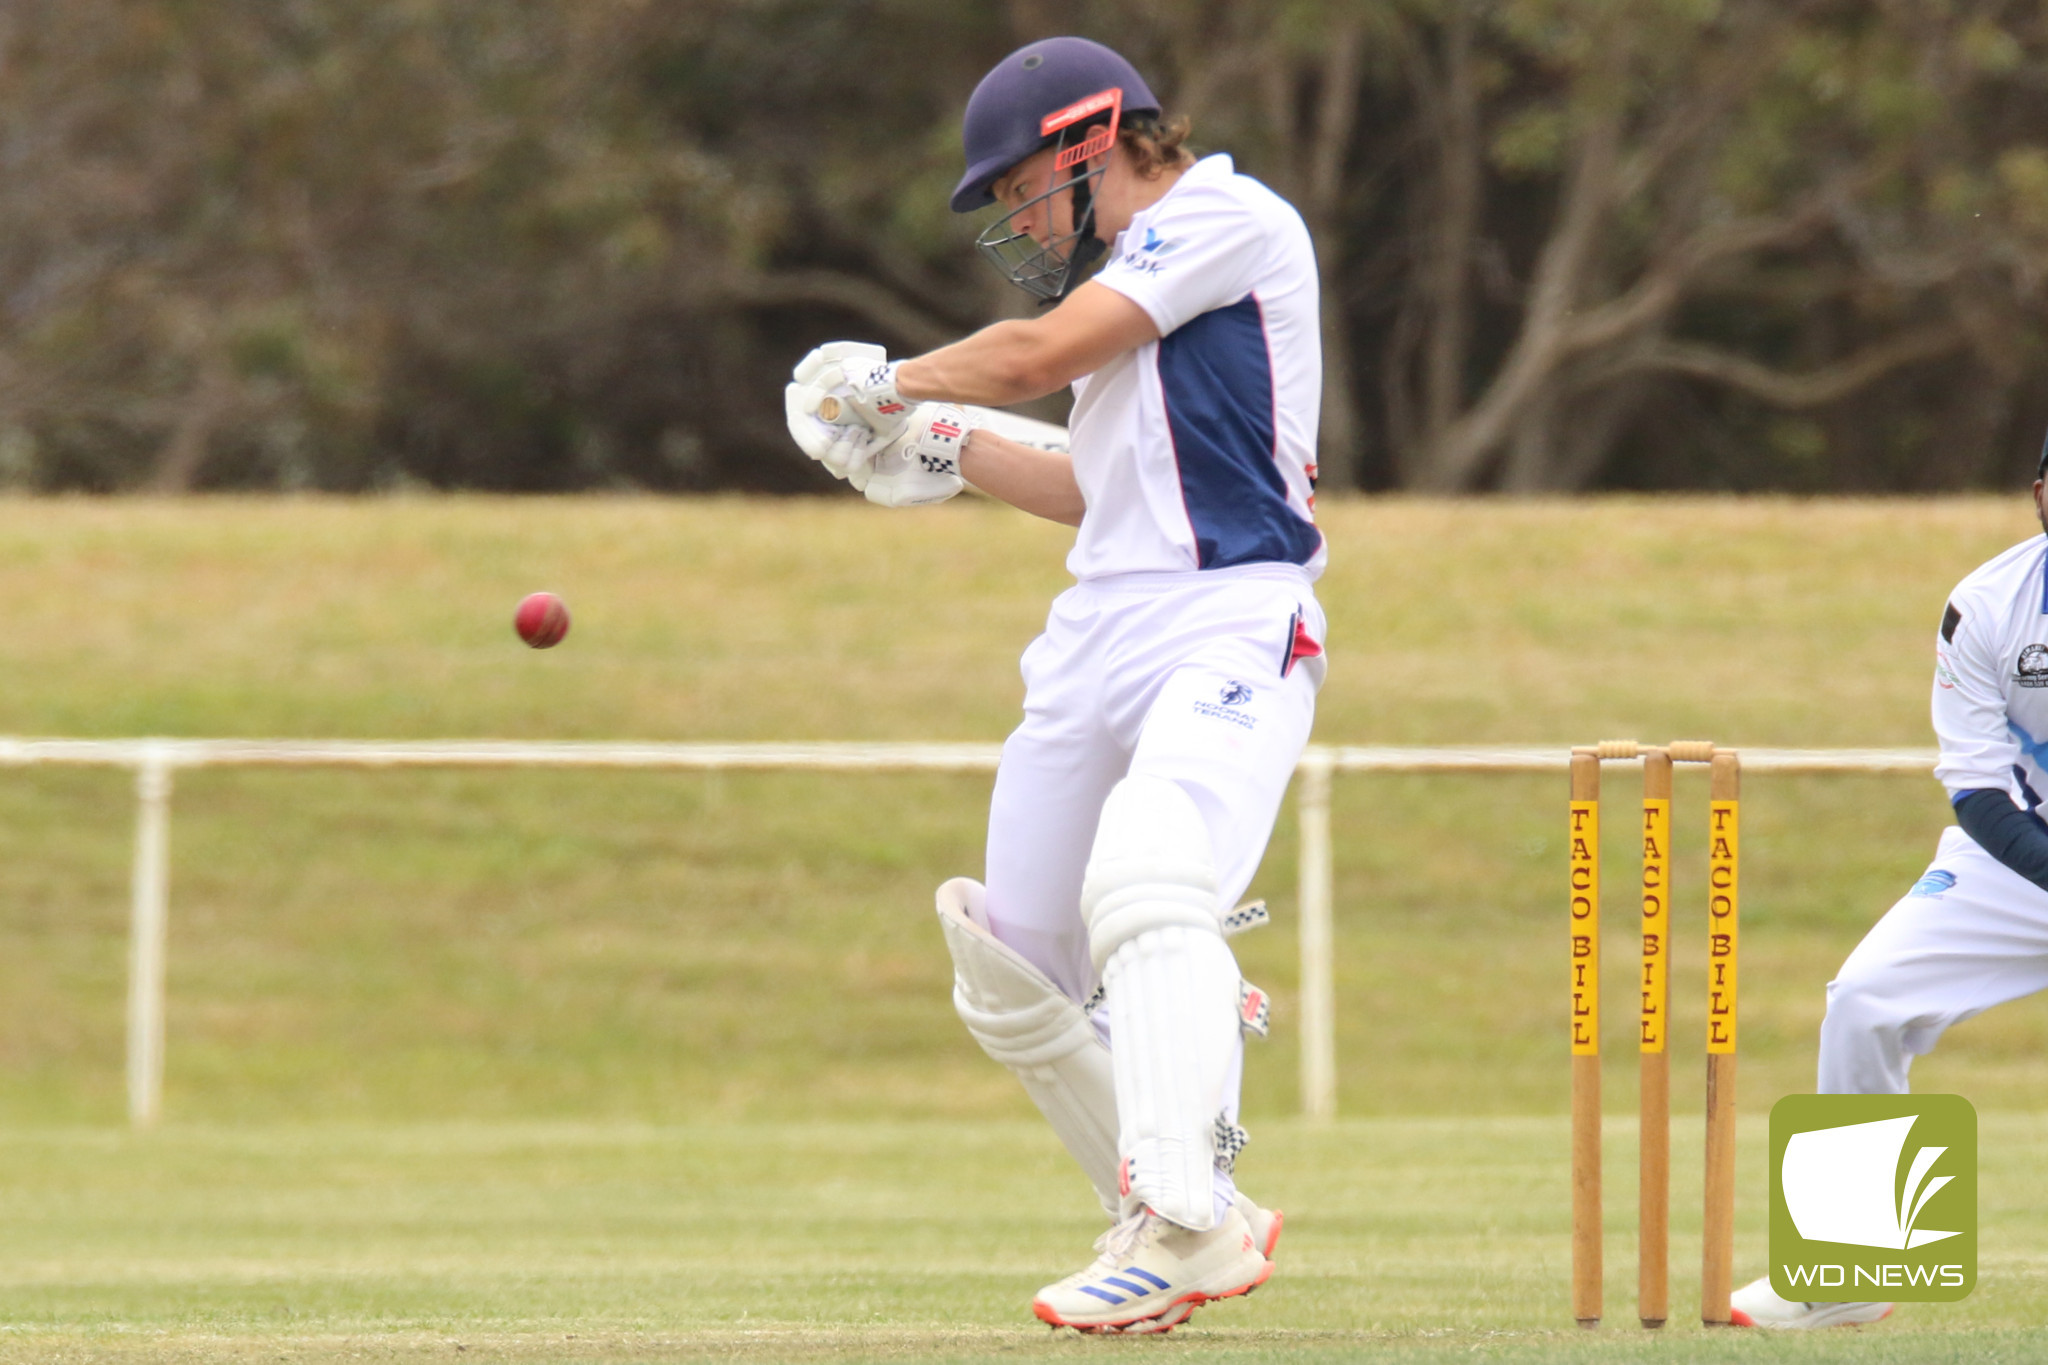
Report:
1640,798,1669,1053
1570,800,1599,1054
1707,799,1739,1053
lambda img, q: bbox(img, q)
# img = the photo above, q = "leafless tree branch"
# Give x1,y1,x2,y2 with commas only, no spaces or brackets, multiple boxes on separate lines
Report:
1619,322,1967,407
716,270,961,354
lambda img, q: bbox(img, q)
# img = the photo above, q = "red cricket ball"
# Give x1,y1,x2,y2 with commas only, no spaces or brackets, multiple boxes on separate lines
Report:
514,592,571,649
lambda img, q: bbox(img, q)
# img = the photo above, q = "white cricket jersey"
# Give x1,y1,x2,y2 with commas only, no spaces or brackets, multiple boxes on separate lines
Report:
1931,533,2048,810
1066,153,1325,581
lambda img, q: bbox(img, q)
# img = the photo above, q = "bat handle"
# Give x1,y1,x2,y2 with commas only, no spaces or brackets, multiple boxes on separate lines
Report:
818,394,873,428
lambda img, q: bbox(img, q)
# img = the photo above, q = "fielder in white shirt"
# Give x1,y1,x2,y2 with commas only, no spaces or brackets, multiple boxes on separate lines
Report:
783,36,1324,1334
1733,455,2048,1329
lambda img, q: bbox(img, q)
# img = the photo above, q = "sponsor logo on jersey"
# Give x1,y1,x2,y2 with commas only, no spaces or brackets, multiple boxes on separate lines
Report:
1909,869,1957,898
2017,643,2048,687
1138,227,1181,257
1935,648,1959,691
1120,226,1184,276
1194,680,1258,729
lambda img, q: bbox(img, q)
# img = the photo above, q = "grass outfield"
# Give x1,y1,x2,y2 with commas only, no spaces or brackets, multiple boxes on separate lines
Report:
2,495,2039,1122
0,494,2027,745
2,1117,2045,1363
3,495,2047,1357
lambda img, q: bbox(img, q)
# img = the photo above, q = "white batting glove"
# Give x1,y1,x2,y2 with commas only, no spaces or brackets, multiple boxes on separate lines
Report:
784,385,870,483
784,341,914,487
857,403,976,507
785,341,879,482
837,356,912,442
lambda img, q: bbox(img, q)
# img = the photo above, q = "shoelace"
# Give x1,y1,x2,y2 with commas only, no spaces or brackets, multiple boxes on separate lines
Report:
1092,1209,1155,1263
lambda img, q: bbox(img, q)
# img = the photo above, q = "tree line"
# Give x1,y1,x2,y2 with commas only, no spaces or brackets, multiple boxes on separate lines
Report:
3,0,2046,494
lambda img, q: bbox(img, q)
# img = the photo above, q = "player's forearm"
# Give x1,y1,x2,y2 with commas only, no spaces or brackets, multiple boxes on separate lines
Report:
897,283,1162,407
898,321,1067,408
962,429,1085,527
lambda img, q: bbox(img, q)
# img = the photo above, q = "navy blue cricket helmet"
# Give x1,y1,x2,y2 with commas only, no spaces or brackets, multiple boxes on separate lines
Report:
950,37,1159,213
951,37,1161,302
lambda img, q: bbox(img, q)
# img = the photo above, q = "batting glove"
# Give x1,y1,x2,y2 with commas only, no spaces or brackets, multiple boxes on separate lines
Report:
858,403,976,507
785,341,916,484
837,356,911,443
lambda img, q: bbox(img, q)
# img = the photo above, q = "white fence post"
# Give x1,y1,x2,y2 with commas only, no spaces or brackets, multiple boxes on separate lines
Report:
0,736,1927,1129
1297,749,1336,1122
126,747,173,1129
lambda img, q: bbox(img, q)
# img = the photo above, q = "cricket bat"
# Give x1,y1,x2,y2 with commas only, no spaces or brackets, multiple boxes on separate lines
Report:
818,394,1068,454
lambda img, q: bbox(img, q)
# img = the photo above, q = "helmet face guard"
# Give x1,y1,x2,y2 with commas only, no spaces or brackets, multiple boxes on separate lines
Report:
974,88,1123,304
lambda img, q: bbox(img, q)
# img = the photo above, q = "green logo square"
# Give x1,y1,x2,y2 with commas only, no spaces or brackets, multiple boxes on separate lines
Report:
1769,1094,1976,1302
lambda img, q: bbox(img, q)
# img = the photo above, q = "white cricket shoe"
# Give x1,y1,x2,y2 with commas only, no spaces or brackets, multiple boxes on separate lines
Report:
1033,1205,1272,1334
1234,1191,1284,1258
1729,1274,1893,1329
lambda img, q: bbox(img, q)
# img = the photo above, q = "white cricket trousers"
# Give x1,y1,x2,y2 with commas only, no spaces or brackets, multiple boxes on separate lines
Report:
983,564,1324,1209
1820,824,2048,1093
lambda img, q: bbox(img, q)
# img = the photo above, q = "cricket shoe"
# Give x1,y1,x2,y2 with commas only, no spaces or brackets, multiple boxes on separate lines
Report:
1056,1191,1278,1335
1729,1275,1892,1329
1234,1191,1284,1258
1033,1204,1272,1334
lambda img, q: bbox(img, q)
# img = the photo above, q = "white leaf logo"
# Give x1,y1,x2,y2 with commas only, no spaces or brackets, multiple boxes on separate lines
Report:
1783,1115,1960,1249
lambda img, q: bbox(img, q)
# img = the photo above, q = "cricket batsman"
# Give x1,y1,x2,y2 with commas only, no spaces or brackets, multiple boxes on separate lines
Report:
783,36,1327,1333
1731,442,2048,1328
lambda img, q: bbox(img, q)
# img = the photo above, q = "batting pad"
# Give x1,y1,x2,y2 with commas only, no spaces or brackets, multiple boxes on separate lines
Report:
936,878,1121,1216
1105,923,1243,1231
1079,775,1221,972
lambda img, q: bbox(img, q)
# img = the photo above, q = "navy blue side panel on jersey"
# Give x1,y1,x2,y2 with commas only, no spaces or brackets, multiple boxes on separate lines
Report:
1157,297,1321,569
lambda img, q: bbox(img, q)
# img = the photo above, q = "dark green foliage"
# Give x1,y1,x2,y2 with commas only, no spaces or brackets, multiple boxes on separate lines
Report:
3,2,2048,492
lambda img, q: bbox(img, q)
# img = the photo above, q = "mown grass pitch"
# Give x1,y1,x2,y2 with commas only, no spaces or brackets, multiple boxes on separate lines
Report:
4,496,2048,1359
3,1117,2045,1363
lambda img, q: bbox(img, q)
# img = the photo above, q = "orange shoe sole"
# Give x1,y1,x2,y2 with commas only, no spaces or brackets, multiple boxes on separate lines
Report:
1033,1257,1275,1335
